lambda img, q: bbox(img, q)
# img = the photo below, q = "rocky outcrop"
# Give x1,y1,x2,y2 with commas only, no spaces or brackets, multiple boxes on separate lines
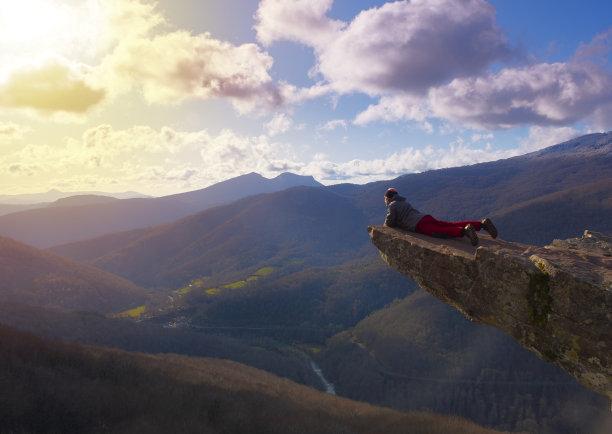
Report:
368,225,612,403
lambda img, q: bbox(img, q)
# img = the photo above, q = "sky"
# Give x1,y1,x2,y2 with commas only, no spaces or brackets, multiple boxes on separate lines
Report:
1,0,611,196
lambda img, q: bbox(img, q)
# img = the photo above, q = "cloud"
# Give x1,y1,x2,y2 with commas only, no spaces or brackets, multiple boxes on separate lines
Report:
0,0,285,117
198,129,298,181
355,45,612,131
279,81,333,105
256,0,511,96
303,139,520,184
255,0,343,47
89,0,288,113
259,1,612,132
0,123,306,195
0,58,105,114
427,61,612,129
573,27,612,65
519,126,581,153
0,122,29,142
354,93,430,125
101,30,280,111
265,113,293,136
471,133,494,142
319,119,346,131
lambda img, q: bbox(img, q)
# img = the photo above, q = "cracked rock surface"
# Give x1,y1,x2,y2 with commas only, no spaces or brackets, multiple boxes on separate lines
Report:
368,225,612,403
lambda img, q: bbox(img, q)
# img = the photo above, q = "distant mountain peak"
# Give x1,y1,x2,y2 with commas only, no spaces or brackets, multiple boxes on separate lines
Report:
270,172,322,187
535,131,612,156
49,195,119,208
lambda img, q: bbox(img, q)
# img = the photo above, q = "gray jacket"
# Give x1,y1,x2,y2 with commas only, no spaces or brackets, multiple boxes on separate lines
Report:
384,196,425,231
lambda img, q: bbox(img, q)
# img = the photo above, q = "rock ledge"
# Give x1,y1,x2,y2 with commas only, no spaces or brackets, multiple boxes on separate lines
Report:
367,225,612,403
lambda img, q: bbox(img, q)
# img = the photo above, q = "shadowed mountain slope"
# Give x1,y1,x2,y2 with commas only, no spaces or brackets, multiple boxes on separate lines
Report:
48,194,120,207
491,179,612,245
0,203,48,217
0,324,504,434
0,236,148,313
320,291,612,434
0,172,321,248
52,186,371,289
0,302,326,390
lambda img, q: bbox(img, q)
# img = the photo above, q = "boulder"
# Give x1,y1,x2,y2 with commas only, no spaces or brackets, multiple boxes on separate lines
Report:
367,225,612,404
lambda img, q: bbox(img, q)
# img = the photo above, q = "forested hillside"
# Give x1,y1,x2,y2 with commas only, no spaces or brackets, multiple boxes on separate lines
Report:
318,292,612,434
0,324,504,434
0,236,148,313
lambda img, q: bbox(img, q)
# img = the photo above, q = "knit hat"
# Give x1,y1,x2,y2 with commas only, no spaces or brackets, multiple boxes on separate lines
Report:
385,188,398,199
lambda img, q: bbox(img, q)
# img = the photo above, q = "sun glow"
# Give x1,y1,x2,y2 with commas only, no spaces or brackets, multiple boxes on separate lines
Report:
0,0,70,43
0,0,106,71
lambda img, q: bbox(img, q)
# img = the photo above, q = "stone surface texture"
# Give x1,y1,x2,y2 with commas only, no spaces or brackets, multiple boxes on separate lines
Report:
367,225,612,403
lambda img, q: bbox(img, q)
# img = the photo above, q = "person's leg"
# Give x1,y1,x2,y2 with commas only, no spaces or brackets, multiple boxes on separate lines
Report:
415,216,496,245
432,219,483,231
415,215,467,238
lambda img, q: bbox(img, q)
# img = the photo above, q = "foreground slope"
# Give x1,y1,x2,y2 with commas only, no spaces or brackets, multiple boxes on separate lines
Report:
0,324,503,434
0,236,148,313
368,225,612,403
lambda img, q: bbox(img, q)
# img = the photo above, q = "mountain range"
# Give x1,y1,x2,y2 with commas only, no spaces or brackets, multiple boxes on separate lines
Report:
48,132,612,292
1,132,611,433
0,172,321,247
0,188,149,205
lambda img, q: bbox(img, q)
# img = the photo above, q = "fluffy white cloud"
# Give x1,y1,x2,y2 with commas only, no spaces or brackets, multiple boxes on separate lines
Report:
265,113,293,136
255,0,343,47
319,119,346,131
198,129,301,181
303,140,519,184
519,126,581,153
354,93,431,125
428,61,612,129
256,0,510,96
99,30,280,112
355,54,612,130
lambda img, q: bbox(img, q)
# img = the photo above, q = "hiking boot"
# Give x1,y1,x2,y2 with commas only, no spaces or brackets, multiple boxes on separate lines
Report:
464,223,479,246
481,217,498,239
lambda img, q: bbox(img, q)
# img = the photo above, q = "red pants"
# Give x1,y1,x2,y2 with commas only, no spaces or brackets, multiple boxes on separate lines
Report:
415,215,482,238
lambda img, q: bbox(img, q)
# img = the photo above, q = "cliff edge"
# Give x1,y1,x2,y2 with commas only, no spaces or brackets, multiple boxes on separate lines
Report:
367,226,612,403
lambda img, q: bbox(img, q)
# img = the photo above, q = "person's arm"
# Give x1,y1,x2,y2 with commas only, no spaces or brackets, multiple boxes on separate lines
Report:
384,204,396,227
